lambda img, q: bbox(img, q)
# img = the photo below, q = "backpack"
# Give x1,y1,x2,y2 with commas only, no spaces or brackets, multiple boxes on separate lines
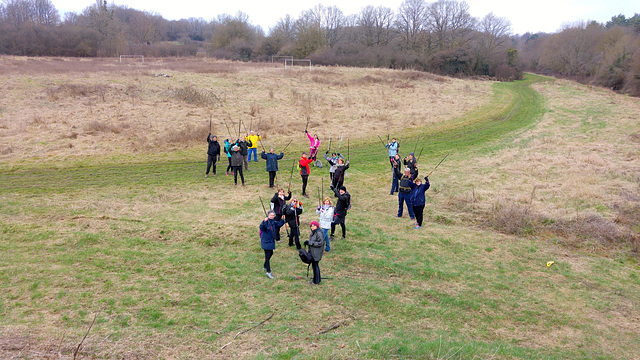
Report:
298,248,314,264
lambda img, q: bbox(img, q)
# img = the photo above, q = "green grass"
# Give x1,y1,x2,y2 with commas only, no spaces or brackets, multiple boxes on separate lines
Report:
1,74,639,359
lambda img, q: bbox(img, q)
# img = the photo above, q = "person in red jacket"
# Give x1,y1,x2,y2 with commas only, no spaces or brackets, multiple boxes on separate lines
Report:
299,151,314,198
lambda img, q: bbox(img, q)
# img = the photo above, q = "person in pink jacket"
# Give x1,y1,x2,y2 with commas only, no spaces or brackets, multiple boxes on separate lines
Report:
305,130,320,161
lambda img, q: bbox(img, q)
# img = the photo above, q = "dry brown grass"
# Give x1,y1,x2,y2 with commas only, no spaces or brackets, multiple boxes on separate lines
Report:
0,57,491,162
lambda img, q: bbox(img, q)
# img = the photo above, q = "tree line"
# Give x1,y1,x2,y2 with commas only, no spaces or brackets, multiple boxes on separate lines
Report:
0,0,520,79
1,0,639,91
515,15,640,96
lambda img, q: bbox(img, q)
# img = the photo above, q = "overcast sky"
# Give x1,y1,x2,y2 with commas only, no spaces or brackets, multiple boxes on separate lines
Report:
52,0,639,35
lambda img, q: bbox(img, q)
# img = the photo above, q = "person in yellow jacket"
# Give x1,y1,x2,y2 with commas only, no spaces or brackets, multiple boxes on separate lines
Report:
247,131,261,162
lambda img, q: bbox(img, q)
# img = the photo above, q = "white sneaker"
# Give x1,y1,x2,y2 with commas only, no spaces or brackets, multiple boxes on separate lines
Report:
266,272,274,279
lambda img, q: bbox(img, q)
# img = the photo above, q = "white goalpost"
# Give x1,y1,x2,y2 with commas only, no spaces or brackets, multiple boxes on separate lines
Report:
119,55,144,63
284,59,312,70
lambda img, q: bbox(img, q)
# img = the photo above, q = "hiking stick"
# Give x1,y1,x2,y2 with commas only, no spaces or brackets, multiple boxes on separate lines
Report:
241,118,249,137
222,117,233,139
347,138,350,162
338,132,344,151
428,153,450,177
209,115,212,133
259,196,268,216
317,186,321,207
281,139,293,153
259,137,267,152
387,124,390,143
288,160,295,191
237,117,241,139
249,118,253,132
321,178,324,200
257,117,262,134
377,135,386,147
305,116,310,132
327,135,332,152
413,137,419,154
417,146,425,163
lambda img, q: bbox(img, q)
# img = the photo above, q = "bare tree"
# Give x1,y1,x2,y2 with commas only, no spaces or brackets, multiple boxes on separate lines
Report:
426,0,475,51
358,5,395,47
395,0,428,51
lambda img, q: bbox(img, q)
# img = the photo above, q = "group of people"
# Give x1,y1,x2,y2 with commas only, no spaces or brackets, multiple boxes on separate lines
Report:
387,138,431,229
207,128,433,285
260,184,350,284
205,131,262,186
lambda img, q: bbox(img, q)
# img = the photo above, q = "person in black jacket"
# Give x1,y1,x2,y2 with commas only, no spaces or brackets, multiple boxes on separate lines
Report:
331,158,349,195
404,152,418,181
237,137,252,171
261,147,284,188
270,188,291,242
284,198,304,249
330,186,350,241
206,134,220,178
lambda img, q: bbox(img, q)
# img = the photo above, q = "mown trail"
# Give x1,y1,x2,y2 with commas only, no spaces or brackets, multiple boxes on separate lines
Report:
0,74,545,194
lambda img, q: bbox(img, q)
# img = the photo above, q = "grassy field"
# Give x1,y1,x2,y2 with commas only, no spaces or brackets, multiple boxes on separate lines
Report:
0,57,639,359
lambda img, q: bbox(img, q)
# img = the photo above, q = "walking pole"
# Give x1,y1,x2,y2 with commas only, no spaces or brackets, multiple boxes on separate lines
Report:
387,124,390,143
417,147,425,163
317,186,321,207
249,117,253,132
305,116,310,132
338,132,344,151
428,153,450,177
209,115,212,133
257,117,262,134
377,135,386,147
259,196,268,216
347,138,350,162
288,160,295,192
241,118,249,136
327,135,332,152
281,139,293,153
222,118,233,140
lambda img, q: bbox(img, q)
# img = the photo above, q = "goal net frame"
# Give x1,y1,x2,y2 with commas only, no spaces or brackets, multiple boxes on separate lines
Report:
271,55,293,63
119,55,144,63
284,59,311,70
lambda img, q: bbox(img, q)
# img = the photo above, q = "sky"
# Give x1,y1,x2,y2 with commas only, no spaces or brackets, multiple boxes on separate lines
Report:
52,0,639,35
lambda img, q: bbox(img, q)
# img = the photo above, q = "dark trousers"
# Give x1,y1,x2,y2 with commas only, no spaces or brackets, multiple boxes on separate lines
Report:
226,157,232,173
397,192,415,219
268,171,277,187
390,171,399,194
331,215,346,238
301,175,309,195
311,261,321,284
206,155,217,175
414,204,425,226
288,227,301,249
243,155,249,170
233,166,244,185
263,249,273,272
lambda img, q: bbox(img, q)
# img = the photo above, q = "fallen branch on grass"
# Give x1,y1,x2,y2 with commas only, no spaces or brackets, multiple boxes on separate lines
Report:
73,308,101,360
220,313,274,350
317,321,344,335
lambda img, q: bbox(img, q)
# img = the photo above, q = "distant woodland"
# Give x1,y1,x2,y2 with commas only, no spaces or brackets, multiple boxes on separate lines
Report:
1,0,639,94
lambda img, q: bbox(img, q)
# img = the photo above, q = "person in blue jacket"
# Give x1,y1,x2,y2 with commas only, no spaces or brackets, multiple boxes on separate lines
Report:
409,176,430,229
386,138,399,166
223,139,233,176
261,147,285,188
259,210,286,279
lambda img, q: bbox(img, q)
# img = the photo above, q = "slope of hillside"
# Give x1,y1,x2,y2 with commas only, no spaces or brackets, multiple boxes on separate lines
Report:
0,58,638,359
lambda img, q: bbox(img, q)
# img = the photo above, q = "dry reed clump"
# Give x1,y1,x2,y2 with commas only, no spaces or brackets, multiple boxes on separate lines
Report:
162,123,210,144
45,83,110,101
171,86,222,108
84,120,122,134
482,198,639,256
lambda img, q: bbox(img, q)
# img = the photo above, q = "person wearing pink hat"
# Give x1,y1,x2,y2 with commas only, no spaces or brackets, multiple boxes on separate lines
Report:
304,221,325,284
